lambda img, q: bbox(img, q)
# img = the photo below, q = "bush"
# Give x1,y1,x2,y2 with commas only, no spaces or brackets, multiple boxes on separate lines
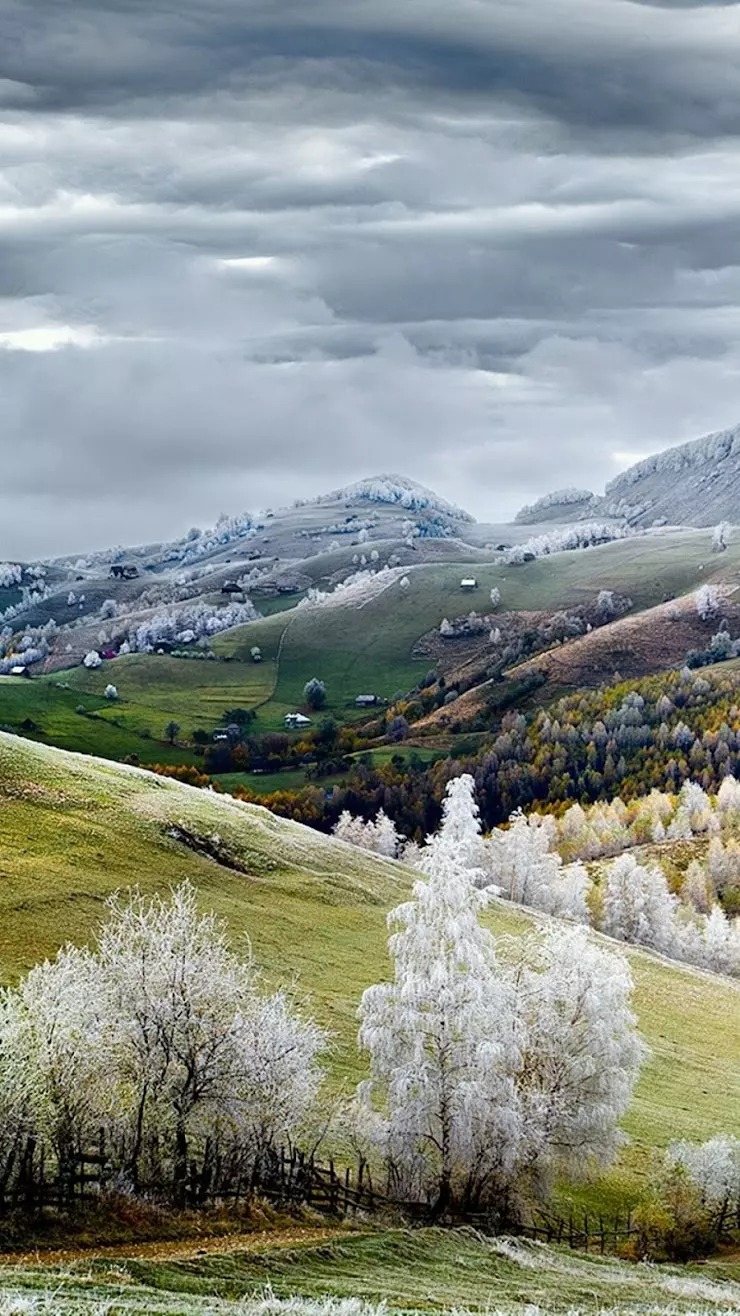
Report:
633,1166,718,1261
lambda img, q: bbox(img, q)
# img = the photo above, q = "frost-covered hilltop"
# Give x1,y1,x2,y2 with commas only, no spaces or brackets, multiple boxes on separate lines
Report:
514,487,596,525
515,423,740,529
302,474,474,522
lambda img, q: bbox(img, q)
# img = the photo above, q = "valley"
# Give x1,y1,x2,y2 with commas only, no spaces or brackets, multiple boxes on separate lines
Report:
4,454,740,1306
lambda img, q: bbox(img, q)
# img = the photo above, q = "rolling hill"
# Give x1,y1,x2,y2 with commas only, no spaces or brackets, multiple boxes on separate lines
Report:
514,421,740,529
1,731,740,1210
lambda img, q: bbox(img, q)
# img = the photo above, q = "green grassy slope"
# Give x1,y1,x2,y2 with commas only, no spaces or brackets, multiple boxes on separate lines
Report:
0,654,277,767
125,1229,740,1312
216,530,740,727
2,530,733,764
1,733,740,1205
7,1226,740,1313
57,653,276,738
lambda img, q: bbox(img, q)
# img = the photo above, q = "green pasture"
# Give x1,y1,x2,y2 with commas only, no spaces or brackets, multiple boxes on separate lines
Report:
1,733,740,1214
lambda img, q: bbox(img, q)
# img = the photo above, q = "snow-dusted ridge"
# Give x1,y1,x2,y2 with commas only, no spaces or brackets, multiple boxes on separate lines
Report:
514,487,595,524
515,422,740,529
605,423,740,492
299,474,474,521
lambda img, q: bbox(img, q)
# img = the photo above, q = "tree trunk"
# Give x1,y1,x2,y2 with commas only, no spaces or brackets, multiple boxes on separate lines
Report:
173,1121,188,1207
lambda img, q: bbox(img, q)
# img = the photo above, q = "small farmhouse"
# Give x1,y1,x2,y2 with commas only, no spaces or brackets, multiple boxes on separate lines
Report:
460,578,478,590
109,564,139,580
285,712,312,729
355,694,378,706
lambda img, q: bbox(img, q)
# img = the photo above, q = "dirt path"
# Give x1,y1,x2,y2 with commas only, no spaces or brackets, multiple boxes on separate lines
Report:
0,1223,351,1270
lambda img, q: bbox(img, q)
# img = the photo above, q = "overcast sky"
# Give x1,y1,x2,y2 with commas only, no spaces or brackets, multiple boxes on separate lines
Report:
3,0,740,555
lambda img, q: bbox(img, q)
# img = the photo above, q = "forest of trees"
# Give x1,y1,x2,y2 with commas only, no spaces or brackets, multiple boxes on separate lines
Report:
214,665,740,840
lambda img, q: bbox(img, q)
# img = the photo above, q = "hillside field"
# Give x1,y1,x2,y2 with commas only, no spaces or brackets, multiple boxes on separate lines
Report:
217,529,740,728
9,1227,740,1313
1,733,740,1215
2,529,738,773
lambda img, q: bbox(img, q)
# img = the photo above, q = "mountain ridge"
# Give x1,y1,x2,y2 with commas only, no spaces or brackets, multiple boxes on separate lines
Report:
515,422,740,528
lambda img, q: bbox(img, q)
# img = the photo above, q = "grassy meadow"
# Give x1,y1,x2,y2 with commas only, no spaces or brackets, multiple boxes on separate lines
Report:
217,528,740,729
1,732,740,1213
2,528,738,771
6,1227,740,1312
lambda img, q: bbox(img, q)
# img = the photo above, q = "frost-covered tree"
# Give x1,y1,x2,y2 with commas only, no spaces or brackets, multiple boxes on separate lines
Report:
489,587,501,609
712,522,731,554
416,775,486,884
304,678,327,710
718,775,740,824
0,564,22,589
485,811,590,921
602,854,678,954
0,947,114,1177
358,812,644,1210
667,1136,740,1222
104,684,118,702
669,781,716,837
333,809,400,859
358,818,520,1211
696,584,720,621
95,884,325,1194
83,650,102,669
512,927,646,1187
682,861,712,913
596,589,617,620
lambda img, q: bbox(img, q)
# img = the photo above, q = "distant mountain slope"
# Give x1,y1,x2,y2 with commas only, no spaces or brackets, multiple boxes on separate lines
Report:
306,474,474,522
515,424,740,529
514,487,596,525
601,424,740,527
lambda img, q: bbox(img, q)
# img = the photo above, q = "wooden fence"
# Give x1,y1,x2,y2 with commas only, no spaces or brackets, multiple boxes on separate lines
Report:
519,1208,639,1252
0,1139,658,1257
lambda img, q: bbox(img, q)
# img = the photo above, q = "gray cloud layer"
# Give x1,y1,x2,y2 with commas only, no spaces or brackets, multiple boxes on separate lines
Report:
2,0,740,554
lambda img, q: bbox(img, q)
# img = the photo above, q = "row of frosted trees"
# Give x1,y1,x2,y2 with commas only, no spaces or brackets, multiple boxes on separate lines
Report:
0,785,649,1220
0,885,325,1209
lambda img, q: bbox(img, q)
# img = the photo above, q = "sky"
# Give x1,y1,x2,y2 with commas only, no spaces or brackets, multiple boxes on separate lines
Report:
3,0,740,556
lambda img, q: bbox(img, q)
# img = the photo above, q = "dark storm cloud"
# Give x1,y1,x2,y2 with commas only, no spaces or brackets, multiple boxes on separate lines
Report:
2,0,740,555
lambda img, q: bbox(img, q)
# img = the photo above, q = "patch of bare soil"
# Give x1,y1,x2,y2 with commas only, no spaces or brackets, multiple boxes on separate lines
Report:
511,590,740,690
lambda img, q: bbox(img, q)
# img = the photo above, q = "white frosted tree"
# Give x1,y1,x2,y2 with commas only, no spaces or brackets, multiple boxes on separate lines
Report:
485,811,590,921
417,775,485,884
96,883,325,1195
374,810,401,858
333,809,400,859
0,948,114,1177
699,905,740,976
513,927,646,1188
696,584,719,621
718,775,740,825
682,860,712,913
712,522,731,554
358,819,520,1211
669,781,716,837
602,854,678,954
667,1135,740,1223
